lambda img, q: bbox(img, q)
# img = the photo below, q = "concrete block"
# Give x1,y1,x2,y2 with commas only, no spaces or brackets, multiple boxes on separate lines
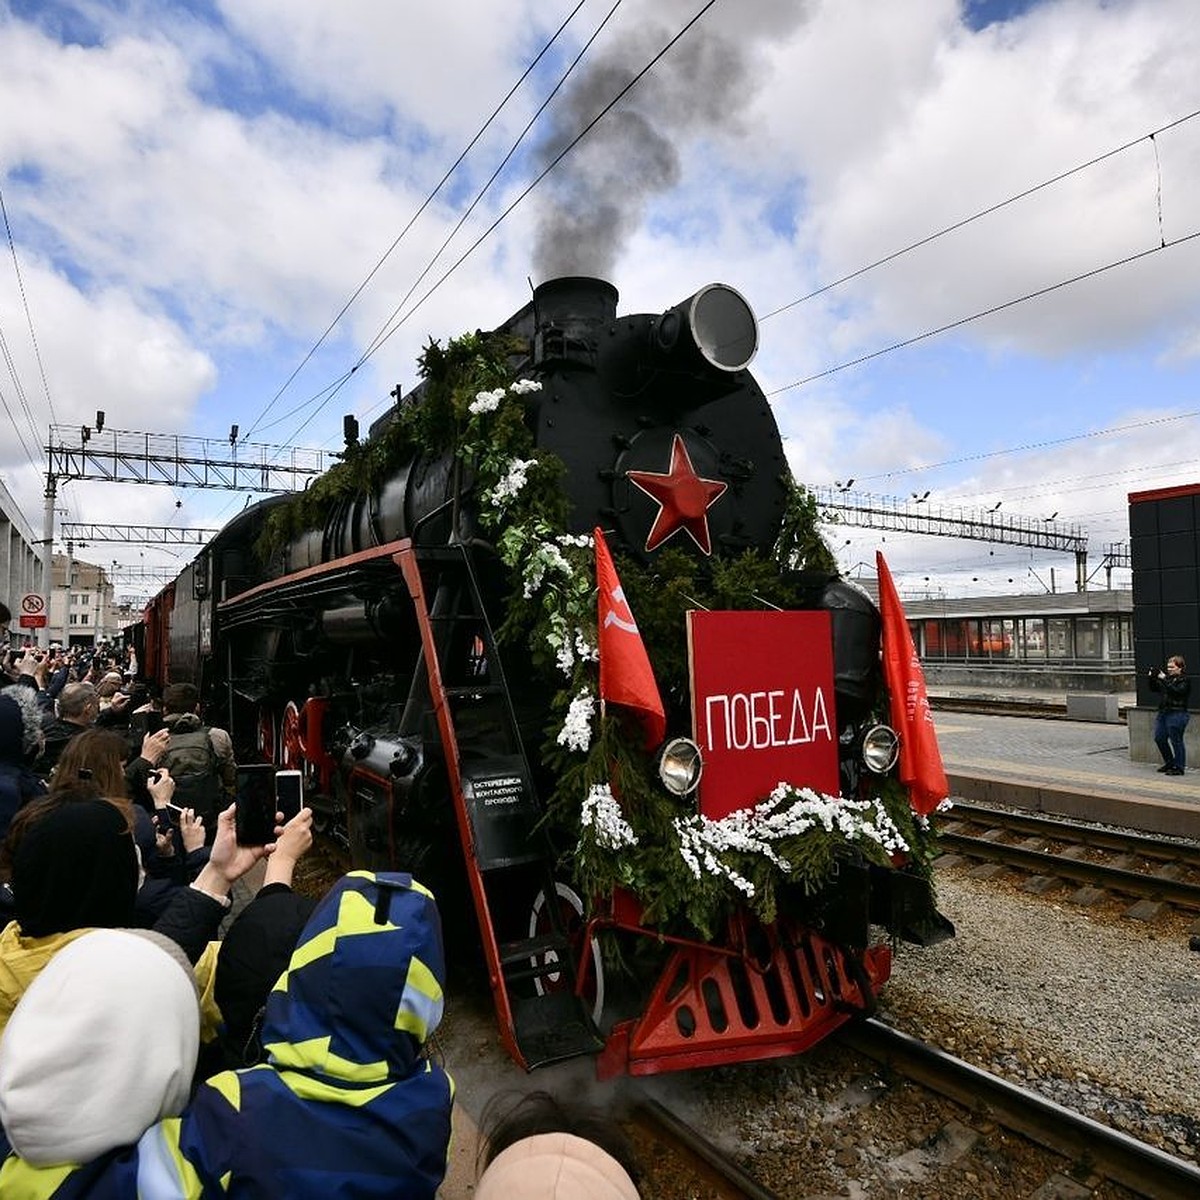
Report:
1069,886,1106,906
967,863,1007,881
1066,693,1119,722
1125,899,1167,922
1030,1173,1093,1200
1022,875,1063,895
934,854,967,870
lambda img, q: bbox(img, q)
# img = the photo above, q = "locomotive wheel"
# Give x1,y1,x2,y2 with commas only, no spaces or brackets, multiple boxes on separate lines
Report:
280,700,304,767
529,882,605,1027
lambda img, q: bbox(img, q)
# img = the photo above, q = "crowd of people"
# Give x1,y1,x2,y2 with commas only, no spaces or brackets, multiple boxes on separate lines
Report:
0,605,643,1197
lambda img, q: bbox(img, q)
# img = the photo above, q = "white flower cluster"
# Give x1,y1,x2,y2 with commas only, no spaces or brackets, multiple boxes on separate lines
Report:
580,783,638,850
557,688,595,753
763,783,910,856
671,785,912,898
521,540,572,599
469,387,506,414
489,457,537,508
674,817,758,897
468,377,543,415
549,618,598,678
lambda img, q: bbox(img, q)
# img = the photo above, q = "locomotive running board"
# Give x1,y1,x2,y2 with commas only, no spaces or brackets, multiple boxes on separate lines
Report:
595,928,891,1079
396,542,602,1070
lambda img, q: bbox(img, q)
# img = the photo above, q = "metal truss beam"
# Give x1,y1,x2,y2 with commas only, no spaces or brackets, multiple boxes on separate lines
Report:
61,523,221,545
812,488,1089,554
46,426,336,492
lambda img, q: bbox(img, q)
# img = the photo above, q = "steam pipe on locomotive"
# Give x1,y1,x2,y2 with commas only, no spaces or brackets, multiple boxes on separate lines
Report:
145,276,951,1078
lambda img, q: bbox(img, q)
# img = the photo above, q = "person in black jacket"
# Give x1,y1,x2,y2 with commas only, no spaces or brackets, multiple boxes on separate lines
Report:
1149,655,1191,776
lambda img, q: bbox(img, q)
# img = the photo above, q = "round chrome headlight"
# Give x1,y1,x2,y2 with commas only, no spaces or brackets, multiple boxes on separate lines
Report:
659,737,703,796
861,724,900,774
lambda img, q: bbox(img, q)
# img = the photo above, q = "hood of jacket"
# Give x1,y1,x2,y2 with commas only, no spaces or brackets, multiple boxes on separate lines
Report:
0,928,199,1166
260,871,445,1085
0,685,42,765
163,711,203,734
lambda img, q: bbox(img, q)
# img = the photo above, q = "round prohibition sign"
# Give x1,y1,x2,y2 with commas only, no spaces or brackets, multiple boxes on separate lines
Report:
20,594,45,615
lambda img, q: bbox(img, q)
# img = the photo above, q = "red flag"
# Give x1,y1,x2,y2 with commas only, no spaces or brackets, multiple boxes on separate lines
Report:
876,552,949,816
595,528,666,749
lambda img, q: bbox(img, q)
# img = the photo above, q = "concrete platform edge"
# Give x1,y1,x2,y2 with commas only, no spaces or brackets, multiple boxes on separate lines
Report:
947,772,1200,840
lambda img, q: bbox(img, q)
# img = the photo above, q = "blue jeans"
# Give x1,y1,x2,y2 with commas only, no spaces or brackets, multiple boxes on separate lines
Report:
1154,710,1190,771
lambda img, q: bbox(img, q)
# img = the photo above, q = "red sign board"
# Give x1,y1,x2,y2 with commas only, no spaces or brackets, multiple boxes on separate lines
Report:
688,610,840,821
18,614,47,628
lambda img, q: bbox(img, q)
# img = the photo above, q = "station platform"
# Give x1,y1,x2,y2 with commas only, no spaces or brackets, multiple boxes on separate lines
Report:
933,707,1200,839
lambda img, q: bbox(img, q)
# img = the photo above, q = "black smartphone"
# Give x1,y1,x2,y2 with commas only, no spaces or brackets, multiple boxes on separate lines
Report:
275,769,303,823
129,710,166,741
235,764,277,846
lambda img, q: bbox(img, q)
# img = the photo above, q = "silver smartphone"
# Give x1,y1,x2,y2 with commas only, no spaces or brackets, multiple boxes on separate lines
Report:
275,769,303,823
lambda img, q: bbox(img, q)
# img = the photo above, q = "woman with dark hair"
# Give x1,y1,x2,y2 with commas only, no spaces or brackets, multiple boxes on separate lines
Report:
47,728,207,922
0,796,274,1038
0,686,46,844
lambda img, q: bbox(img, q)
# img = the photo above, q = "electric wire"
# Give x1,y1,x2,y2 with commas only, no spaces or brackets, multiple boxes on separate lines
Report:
759,107,1200,323
770,228,1200,395
278,0,724,447
856,408,1200,483
352,0,626,371
241,0,591,442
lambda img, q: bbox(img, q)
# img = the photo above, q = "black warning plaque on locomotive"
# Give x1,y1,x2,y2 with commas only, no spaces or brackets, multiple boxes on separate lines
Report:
463,768,543,869
470,774,525,808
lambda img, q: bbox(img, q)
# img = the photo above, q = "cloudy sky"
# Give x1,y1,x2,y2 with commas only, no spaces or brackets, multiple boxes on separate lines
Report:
2,0,1199,603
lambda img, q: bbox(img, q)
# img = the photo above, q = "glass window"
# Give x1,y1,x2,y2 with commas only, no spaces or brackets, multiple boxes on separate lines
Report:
964,620,984,657
1020,618,1046,658
982,619,1013,657
1048,618,1071,658
1075,618,1101,658
80,613,90,625
923,620,944,657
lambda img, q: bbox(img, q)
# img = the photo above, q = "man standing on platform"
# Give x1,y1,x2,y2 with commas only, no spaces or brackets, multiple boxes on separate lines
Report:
1149,655,1191,776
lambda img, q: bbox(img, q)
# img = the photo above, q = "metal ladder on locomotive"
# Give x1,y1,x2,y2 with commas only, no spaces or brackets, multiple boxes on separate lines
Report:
397,541,603,1068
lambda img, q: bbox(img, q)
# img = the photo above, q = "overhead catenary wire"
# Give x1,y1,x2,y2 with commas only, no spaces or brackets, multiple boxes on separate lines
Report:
278,0,724,448
770,227,1200,396
241,0,592,443
759,106,1200,323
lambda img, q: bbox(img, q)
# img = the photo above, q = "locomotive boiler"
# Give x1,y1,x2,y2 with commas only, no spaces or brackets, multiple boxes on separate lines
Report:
144,276,949,1078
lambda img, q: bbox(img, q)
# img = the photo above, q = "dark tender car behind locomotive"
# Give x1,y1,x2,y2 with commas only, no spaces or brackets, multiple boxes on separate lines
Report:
140,276,949,1078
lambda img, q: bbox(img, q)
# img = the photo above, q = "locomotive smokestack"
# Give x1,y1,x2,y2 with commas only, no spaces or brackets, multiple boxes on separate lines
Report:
653,283,758,374
531,277,619,367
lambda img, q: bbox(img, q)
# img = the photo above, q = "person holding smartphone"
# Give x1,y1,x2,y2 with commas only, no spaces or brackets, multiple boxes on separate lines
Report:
1149,655,1191,775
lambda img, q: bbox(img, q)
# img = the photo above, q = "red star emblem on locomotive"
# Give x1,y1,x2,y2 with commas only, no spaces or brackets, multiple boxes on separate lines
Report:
626,434,728,555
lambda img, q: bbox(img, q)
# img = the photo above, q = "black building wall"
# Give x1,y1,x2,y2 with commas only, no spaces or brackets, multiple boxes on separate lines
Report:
1130,483,1200,709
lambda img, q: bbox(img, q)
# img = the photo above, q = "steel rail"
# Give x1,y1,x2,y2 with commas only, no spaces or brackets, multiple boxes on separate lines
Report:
844,1019,1200,1200
633,1096,782,1200
938,831,1200,907
947,801,1200,867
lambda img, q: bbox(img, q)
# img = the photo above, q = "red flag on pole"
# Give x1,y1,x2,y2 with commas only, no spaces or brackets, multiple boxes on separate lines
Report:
595,527,666,749
876,551,949,816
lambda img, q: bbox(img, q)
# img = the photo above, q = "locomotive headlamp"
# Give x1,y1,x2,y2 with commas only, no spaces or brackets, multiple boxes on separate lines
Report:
861,724,900,774
656,284,759,375
658,737,703,796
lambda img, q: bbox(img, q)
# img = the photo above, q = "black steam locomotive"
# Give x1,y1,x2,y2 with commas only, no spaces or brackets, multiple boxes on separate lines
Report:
143,277,948,1078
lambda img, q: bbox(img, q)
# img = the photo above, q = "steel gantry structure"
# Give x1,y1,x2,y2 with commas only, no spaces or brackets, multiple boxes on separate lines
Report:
812,487,1092,591
33,422,340,645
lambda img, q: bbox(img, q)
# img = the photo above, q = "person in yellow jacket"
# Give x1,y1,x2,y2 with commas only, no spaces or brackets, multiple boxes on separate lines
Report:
0,797,274,1039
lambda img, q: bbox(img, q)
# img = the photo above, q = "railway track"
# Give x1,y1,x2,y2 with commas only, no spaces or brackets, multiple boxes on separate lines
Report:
845,1020,1200,1200
631,1020,1200,1199
937,801,1200,909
